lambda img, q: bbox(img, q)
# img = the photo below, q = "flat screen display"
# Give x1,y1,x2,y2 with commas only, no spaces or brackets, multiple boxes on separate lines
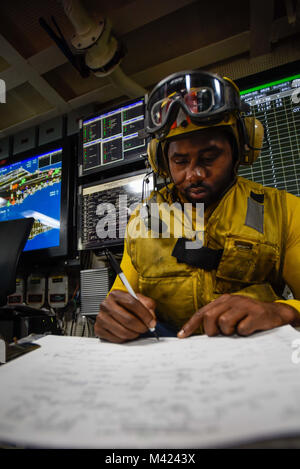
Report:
239,73,300,196
0,148,63,252
79,98,147,176
78,170,154,250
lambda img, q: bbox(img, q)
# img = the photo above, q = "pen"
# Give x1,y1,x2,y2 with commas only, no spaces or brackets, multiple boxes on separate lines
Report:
105,249,159,340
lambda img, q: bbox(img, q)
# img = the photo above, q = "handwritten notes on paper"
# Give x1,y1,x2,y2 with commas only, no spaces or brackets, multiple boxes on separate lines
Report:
0,325,300,448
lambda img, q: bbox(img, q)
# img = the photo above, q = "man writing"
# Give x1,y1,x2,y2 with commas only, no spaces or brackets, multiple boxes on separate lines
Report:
95,70,300,343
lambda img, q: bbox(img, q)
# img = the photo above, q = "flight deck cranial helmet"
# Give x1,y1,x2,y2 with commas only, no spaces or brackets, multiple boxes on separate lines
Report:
143,70,264,178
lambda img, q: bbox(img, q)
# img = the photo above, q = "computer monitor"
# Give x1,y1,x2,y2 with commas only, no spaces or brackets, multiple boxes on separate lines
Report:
78,97,147,177
78,169,154,250
0,146,69,261
237,63,300,196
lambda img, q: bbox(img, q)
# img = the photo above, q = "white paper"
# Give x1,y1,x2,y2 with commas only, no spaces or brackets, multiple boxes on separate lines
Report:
0,325,300,448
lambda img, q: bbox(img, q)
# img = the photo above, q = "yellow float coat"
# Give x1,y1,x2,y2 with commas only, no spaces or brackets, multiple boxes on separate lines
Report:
110,177,300,332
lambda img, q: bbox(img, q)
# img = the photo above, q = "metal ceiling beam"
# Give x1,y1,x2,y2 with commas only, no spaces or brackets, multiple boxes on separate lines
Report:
67,31,251,109
27,45,67,76
0,31,250,137
1,14,300,137
109,0,198,35
0,34,70,113
0,108,63,139
1,14,298,93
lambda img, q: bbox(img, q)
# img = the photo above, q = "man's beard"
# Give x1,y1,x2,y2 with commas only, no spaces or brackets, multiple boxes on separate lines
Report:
183,171,236,206
183,183,211,205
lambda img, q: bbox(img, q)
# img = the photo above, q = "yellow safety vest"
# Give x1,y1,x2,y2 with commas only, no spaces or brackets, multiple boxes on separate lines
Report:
126,176,287,332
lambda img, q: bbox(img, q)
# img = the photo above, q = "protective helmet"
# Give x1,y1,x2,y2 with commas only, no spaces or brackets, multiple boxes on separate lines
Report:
143,70,264,178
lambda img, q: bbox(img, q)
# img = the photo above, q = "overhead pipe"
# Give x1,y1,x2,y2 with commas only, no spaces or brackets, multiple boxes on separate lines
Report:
61,0,147,98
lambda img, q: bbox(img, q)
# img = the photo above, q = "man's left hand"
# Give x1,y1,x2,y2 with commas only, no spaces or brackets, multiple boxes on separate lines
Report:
177,294,300,338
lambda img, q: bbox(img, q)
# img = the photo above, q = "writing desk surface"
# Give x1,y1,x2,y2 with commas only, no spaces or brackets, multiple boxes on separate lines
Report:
0,325,300,449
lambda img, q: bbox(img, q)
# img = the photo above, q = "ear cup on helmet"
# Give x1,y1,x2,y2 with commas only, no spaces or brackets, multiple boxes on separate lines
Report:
240,117,264,165
147,138,170,177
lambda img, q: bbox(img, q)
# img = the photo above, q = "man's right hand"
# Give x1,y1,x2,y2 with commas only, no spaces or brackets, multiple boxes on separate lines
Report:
94,290,157,343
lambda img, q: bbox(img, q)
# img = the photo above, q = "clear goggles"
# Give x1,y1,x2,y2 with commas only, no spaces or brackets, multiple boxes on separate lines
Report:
145,71,246,138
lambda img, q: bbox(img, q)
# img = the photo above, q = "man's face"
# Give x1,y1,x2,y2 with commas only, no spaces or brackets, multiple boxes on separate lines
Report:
167,129,235,206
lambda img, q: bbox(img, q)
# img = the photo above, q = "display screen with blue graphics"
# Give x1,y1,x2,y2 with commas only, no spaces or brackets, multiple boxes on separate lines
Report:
0,148,62,252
